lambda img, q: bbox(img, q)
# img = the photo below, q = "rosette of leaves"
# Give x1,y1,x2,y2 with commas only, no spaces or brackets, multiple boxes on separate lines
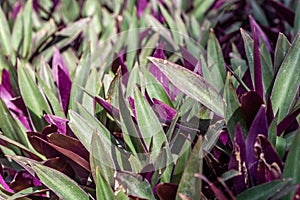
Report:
0,0,299,200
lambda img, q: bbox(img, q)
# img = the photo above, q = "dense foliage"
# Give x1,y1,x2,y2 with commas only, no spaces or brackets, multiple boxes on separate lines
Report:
0,0,299,199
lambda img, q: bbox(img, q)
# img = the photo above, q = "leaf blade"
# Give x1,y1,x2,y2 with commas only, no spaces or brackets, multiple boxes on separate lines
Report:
32,164,89,200
148,57,225,117
271,33,300,121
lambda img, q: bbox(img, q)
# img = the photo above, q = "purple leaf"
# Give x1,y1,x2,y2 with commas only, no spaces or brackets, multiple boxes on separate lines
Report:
255,134,283,184
250,17,264,98
34,136,90,172
111,51,128,79
12,0,22,20
9,170,42,192
0,86,19,113
139,164,154,184
237,69,254,96
149,43,170,95
0,173,14,193
241,91,264,128
137,0,148,18
0,86,32,131
155,183,178,200
43,157,75,178
94,96,120,120
47,133,89,161
180,47,198,71
52,0,60,10
52,47,72,114
228,124,248,194
139,27,151,43
117,51,129,76
195,174,228,200
246,105,268,185
268,0,295,26
1,70,14,96
44,114,68,135
149,43,180,100
27,125,59,158
128,96,136,118
277,106,300,135
249,15,272,52
212,0,225,9
151,5,165,24
152,98,176,120
32,0,39,12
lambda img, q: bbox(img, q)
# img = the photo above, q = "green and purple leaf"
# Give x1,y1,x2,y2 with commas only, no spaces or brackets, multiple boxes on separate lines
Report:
148,57,225,117
52,48,72,114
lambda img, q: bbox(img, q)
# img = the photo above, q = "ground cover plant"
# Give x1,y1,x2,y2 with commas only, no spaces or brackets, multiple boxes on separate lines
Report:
0,0,299,199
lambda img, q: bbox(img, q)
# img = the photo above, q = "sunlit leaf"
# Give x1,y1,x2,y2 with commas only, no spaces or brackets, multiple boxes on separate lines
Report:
176,136,202,200
148,57,225,117
33,164,89,200
271,33,300,121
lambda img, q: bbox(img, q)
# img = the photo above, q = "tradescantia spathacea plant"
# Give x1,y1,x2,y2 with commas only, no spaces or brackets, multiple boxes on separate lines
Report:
0,0,299,199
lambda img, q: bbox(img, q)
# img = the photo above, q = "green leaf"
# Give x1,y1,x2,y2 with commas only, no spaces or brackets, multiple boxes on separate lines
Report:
159,4,182,46
176,136,202,200
82,68,100,114
59,0,80,23
69,49,91,111
148,57,225,117
39,18,90,61
36,73,65,118
139,33,159,66
271,33,300,121
203,120,225,153
275,136,287,159
118,85,145,156
0,99,29,152
90,130,115,187
145,14,177,50
207,30,226,91
69,106,112,152
193,0,214,21
18,60,50,130
283,128,300,199
126,9,138,70
22,0,33,58
224,73,247,142
68,111,94,152
294,1,300,36
11,8,23,53
0,4,11,56
32,164,89,200
241,29,254,86
134,88,168,159
221,170,241,181
142,67,173,106
0,134,42,159
274,33,291,73
236,179,292,200
39,58,57,96
95,166,114,200
115,172,155,200
7,186,46,200
115,190,130,200
260,42,273,94
268,115,278,147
